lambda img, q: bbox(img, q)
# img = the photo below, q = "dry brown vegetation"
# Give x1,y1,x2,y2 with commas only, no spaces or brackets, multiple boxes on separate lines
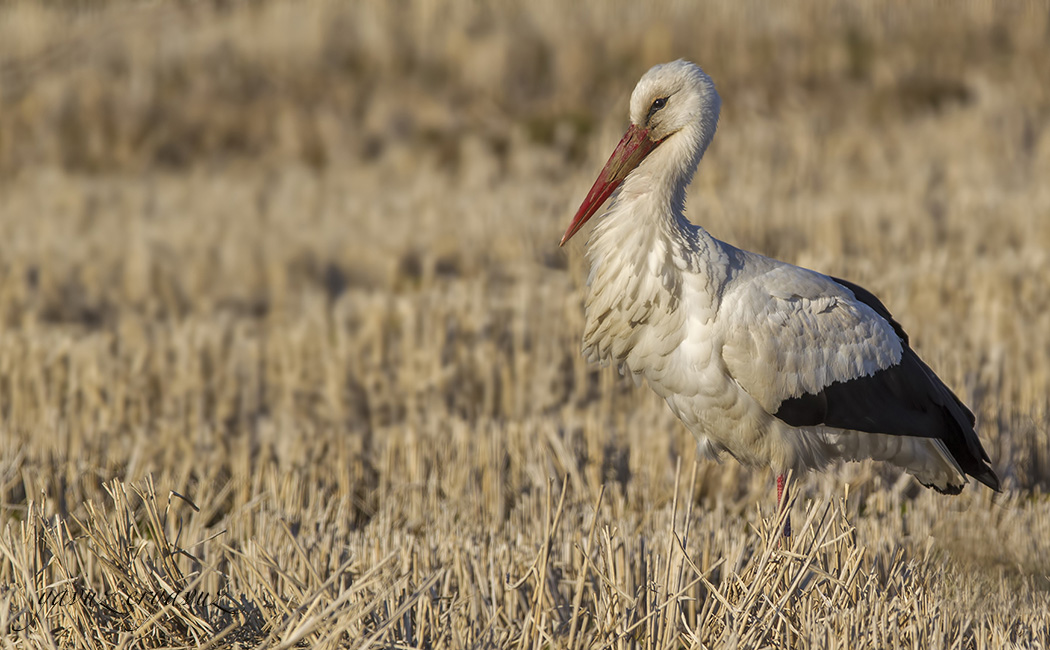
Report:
1,1,1049,647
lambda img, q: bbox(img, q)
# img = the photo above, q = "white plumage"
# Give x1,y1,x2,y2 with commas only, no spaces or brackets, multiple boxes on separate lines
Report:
562,60,999,498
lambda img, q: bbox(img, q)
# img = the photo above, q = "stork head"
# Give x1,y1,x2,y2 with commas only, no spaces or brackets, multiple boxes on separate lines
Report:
561,60,721,246
628,60,721,151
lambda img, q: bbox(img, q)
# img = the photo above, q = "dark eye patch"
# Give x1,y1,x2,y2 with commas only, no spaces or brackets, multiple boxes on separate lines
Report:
646,97,668,124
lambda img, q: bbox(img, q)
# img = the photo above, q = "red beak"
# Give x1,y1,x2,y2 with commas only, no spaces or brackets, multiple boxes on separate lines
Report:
560,124,662,246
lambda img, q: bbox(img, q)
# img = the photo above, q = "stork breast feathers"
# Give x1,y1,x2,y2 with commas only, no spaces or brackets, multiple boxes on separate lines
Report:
719,264,903,415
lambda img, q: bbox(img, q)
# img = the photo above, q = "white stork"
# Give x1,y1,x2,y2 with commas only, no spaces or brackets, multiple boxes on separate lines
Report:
560,60,1000,528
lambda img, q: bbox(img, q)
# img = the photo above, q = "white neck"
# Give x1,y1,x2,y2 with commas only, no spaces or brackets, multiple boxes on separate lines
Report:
578,122,730,371
586,121,724,291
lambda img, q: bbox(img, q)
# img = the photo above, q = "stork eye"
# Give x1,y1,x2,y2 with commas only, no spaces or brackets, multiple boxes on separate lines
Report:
646,97,668,123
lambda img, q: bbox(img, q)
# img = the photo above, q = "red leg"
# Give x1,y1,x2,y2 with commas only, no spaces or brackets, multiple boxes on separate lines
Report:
776,474,791,538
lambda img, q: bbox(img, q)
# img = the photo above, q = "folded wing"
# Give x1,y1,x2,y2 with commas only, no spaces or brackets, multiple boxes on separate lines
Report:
720,258,999,491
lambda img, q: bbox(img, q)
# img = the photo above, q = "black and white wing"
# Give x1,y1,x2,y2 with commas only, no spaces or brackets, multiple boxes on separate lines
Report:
720,256,999,492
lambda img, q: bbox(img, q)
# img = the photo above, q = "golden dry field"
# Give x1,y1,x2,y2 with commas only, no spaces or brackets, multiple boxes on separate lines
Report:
1,1,1049,647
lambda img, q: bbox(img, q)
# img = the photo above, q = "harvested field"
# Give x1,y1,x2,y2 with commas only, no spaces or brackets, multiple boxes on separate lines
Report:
1,1,1049,647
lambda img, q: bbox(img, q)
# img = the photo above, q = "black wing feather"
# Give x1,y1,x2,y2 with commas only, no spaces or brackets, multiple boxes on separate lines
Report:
774,276,1000,492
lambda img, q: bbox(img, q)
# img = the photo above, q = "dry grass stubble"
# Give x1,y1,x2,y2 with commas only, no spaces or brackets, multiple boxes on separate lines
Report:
1,1,1050,647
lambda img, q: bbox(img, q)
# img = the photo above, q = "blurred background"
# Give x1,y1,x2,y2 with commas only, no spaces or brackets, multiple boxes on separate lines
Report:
1,1,1049,645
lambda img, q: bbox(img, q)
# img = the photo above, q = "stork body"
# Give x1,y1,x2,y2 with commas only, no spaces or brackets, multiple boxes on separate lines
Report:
562,60,999,495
